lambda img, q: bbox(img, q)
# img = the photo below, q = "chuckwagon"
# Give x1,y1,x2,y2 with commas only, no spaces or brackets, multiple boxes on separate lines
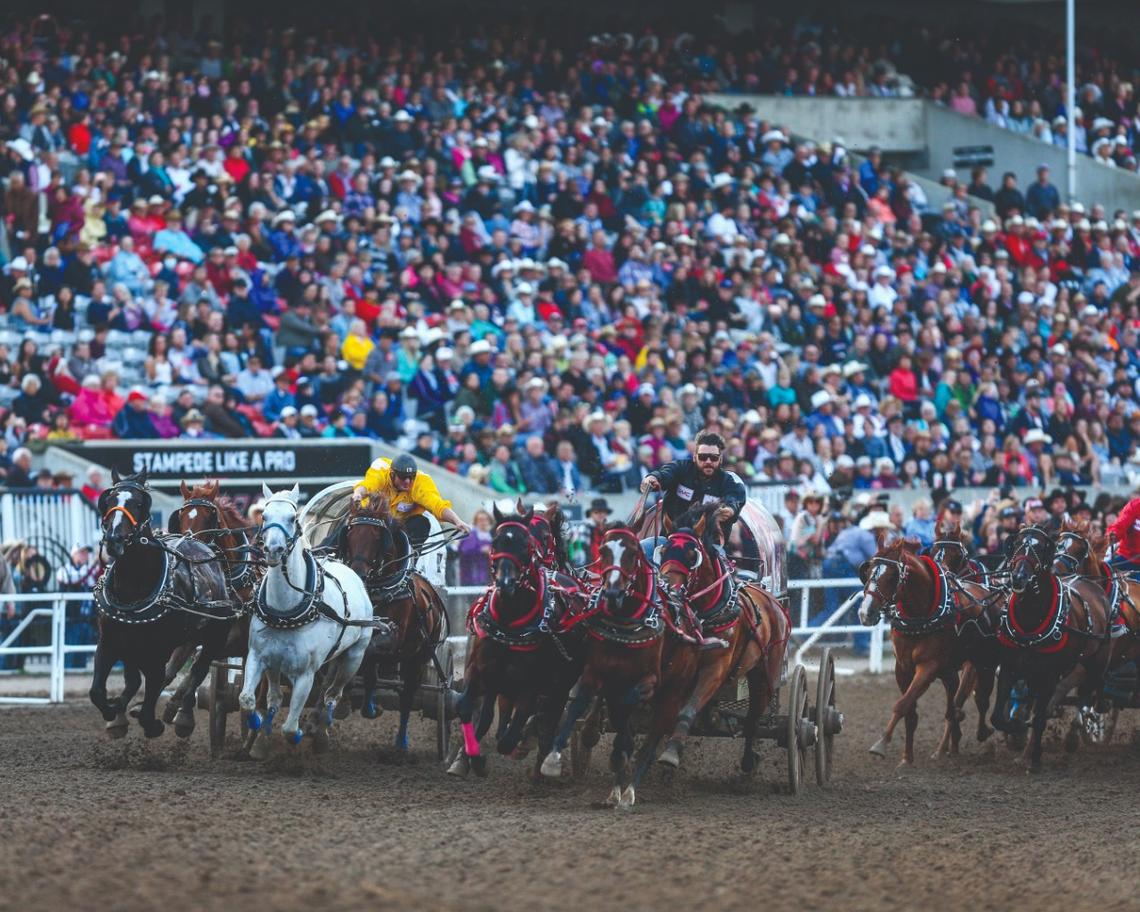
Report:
201,480,459,760
519,497,845,794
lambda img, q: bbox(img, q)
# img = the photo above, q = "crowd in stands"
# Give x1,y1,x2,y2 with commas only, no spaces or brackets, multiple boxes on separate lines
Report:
1,13,1139,564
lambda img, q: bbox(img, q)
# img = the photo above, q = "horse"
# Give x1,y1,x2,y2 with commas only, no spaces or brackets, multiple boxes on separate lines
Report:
1049,522,1140,741
164,480,264,740
857,538,989,764
929,519,1005,745
1001,525,1112,771
341,496,446,754
238,484,378,749
653,501,791,776
539,525,699,807
89,469,235,739
448,506,584,779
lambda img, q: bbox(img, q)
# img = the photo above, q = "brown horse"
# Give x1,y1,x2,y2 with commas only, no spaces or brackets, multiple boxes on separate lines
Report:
448,505,585,779
857,539,982,764
1002,525,1112,771
653,501,791,776
341,497,445,754
539,526,699,806
168,479,265,752
929,519,1004,745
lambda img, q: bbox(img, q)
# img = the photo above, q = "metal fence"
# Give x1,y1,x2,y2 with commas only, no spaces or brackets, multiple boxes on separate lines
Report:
0,579,886,705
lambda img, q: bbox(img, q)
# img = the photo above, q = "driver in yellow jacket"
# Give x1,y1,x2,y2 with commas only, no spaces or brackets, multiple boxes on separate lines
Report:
352,453,471,550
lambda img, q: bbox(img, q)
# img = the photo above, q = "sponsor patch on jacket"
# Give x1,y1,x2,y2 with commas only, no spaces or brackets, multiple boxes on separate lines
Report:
676,485,694,501
701,494,720,505
396,502,415,512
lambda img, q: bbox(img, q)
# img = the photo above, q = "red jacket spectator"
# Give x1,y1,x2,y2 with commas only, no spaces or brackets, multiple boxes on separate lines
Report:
1109,498,1140,560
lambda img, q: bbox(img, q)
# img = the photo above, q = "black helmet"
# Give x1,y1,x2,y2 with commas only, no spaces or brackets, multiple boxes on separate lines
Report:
391,453,418,478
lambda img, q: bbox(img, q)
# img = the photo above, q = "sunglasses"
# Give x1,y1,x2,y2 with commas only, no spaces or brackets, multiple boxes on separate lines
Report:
696,452,721,462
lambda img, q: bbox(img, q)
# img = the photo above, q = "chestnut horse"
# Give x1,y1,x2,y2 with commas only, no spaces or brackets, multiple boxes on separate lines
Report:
929,519,1004,745
448,507,584,778
341,497,445,754
654,501,791,776
857,539,985,763
540,526,699,807
1002,526,1112,771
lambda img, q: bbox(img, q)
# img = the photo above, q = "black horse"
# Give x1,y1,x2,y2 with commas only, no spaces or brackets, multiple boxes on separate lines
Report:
999,526,1112,771
448,507,585,779
89,469,236,739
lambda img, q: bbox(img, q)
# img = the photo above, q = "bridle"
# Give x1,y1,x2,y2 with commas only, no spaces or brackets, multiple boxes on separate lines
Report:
931,538,969,569
659,530,728,602
343,513,390,575
490,521,539,587
862,554,909,612
597,528,657,618
1054,531,1089,574
99,482,151,547
178,497,223,539
257,497,302,554
1009,528,1053,592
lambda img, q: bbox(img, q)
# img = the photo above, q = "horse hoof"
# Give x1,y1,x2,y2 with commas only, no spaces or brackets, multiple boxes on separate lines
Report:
470,754,487,777
174,721,195,739
105,713,129,739
361,701,379,720
603,785,622,807
896,758,914,770
288,730,303,746
540,751,563,779
249,735,271,761
657,744,681,769
446,753,470,777
619,785,636,809
868,739,888,758
143,720,165,739
162,701,180,725
247,710,263,731
977,725,993,743
333,700,351,721
740,750,759,775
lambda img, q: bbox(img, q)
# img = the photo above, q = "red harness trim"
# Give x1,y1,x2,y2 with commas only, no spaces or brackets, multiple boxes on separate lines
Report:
1002,575,1068,653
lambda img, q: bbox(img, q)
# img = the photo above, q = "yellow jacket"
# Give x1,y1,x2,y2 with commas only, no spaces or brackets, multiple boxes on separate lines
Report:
356,457,452,522
341,333,374,371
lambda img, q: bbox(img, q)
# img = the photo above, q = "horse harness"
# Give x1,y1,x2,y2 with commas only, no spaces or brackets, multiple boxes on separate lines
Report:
179,497,259,593
999,574,1109,655
94,531,240,625
867,554,957,636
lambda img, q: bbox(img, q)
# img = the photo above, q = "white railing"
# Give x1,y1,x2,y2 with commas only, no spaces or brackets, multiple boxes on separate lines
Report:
0,592,93,704
0,579,884,706
0,489,102,558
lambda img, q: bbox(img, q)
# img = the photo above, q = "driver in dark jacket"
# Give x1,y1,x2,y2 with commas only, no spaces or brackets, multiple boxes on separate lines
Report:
640,430,746,649
640,430,746,555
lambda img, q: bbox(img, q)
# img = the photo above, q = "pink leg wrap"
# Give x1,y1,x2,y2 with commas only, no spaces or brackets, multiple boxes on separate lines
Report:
461,721,480,756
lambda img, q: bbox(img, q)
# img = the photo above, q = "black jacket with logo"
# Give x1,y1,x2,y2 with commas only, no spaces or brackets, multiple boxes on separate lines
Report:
649,458,747,524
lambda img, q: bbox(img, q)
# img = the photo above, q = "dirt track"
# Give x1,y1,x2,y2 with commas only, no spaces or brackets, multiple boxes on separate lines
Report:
2,673,1138,912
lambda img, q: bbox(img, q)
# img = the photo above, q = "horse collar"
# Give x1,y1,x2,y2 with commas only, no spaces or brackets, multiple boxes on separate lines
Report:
889,556,954,635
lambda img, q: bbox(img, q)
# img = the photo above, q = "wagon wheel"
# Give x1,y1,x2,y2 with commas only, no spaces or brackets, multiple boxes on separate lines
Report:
436,648,455,762
814,647,840,785
207,662,228,760
785,664,809,795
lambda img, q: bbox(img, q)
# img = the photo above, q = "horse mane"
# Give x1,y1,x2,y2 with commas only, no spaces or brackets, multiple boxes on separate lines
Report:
349,495,393,523
536,501,569,565
186,481,245,531
1061,517,1089,535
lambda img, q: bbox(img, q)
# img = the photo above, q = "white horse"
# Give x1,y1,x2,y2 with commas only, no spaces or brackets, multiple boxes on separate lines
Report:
239,484,375,749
